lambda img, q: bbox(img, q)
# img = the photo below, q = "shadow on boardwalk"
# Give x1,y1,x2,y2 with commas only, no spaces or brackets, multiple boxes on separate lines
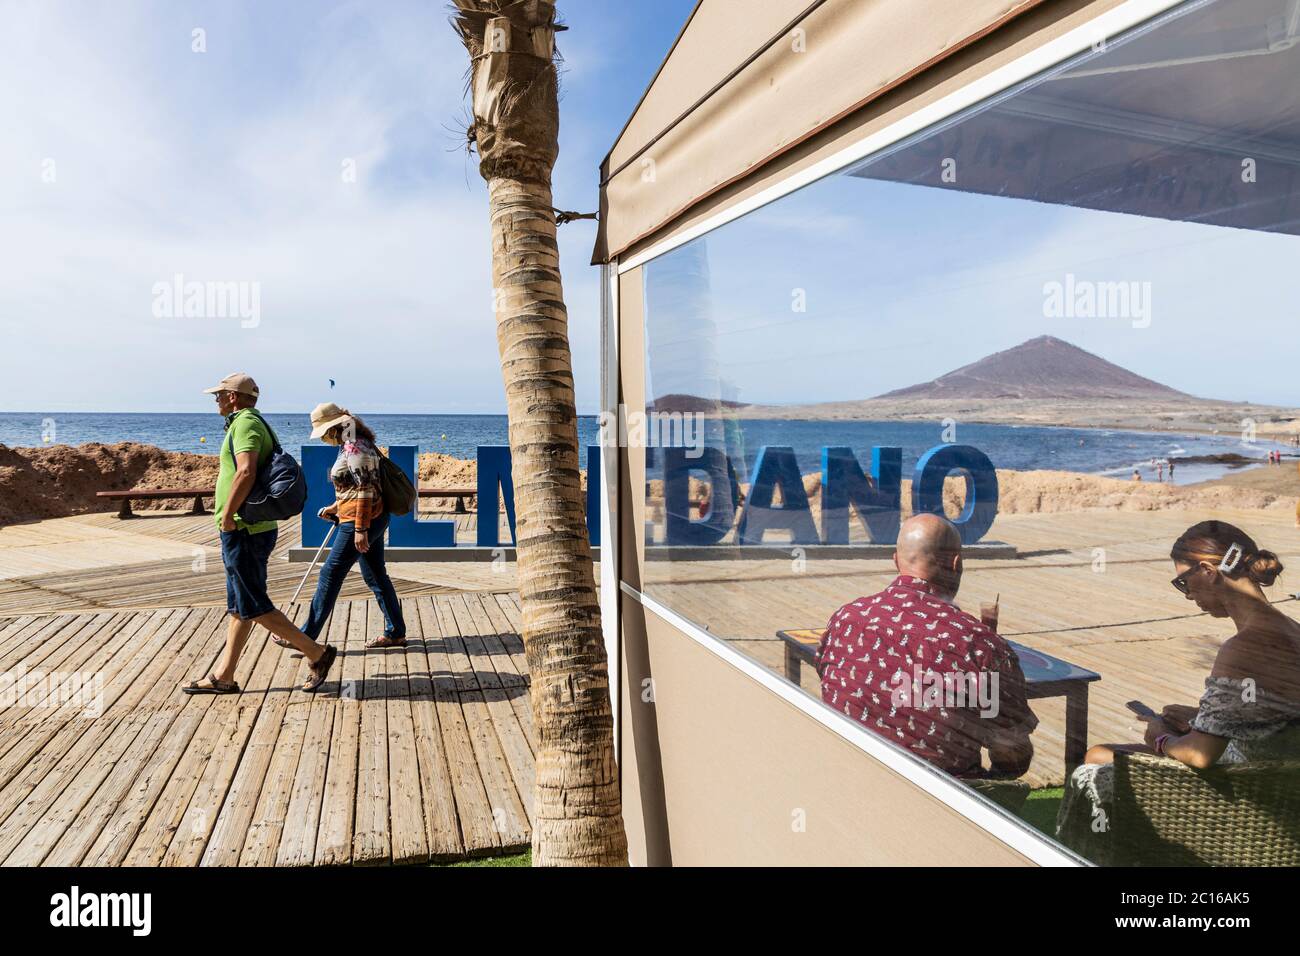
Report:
0,593,535,867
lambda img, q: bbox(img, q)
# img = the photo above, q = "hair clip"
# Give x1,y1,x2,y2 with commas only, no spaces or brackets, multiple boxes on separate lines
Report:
1218,543,1244,574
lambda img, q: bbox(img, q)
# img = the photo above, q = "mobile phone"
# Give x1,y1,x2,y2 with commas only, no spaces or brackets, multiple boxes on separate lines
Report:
1126,699,1157,718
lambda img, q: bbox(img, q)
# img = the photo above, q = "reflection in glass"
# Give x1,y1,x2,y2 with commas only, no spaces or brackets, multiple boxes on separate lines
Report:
637,0,1300,864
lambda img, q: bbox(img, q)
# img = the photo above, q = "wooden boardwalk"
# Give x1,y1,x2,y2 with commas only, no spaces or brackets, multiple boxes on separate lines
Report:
0,593,534,866
0,511,513,616
5,497,1295,857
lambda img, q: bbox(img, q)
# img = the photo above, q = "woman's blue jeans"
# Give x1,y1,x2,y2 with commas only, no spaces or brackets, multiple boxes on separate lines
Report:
302,513,406,641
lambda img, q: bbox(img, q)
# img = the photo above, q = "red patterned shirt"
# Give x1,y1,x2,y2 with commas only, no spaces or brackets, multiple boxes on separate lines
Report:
817,575,1037,776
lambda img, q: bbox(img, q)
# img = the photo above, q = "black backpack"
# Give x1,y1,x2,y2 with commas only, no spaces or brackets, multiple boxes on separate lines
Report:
378,452,417,517
227,410,308,523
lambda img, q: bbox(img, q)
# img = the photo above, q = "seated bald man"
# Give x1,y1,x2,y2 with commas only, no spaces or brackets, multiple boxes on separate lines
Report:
817,513,1038,778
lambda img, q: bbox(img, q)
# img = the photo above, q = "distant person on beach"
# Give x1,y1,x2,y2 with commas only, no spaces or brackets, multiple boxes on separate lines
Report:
817,514,1038,779
1057,520,1300,861
1168,460,1175,481
1157,461,1164,481
298,403,407,648
1132,469,1142,482
183,373,337,695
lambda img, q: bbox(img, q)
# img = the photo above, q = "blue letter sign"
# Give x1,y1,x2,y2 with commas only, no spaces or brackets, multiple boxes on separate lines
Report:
301,444,338,548
736,446,820,546
663,446,734,546
475,445,602,548
476,445,518,548
820,446,902,545
386,446,455,547
911,444,999,544
301,440,997,553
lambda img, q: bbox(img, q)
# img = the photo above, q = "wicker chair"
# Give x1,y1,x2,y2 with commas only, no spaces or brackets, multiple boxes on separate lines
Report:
1107,752,1300,866
969,778,1030,815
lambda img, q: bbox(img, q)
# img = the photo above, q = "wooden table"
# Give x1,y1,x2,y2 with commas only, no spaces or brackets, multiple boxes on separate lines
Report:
777,627,1100,774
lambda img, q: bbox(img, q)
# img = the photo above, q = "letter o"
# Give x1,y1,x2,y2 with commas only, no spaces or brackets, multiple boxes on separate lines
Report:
911,444,998,544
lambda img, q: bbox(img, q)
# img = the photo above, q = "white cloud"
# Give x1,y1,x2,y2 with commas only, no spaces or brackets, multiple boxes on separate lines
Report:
0,0,609,415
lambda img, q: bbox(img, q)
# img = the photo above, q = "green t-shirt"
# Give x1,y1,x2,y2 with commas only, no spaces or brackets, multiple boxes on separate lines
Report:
215,409,278,534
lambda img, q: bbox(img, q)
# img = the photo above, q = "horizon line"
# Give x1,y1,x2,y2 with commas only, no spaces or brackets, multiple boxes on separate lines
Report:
0,409,604,417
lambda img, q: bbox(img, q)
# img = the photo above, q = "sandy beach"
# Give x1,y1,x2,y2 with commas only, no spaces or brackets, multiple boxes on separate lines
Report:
0,443,571,526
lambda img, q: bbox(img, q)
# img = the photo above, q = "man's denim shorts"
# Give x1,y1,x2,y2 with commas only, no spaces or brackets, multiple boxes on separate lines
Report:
221,527,279,620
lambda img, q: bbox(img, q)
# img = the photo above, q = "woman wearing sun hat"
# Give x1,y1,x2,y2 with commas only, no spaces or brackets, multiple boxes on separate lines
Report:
297,402,407,648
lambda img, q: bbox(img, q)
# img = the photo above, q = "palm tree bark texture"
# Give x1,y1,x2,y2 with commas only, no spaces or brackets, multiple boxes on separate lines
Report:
452,0,628,866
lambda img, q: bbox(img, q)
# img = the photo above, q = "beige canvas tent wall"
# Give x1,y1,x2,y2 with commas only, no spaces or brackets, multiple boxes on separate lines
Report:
591,0,1152,265
595,0,1205,866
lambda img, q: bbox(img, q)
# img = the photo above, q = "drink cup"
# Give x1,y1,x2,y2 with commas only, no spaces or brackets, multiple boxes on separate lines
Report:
980,602,1000,632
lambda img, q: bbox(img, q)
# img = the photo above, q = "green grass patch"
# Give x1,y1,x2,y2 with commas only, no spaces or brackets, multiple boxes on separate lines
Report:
1019,787,1063,838
440,849,531,867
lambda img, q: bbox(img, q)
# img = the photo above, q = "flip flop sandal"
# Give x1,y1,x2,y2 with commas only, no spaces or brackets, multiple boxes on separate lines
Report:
302,644,338,693
182,674,240,695
365,636,406,649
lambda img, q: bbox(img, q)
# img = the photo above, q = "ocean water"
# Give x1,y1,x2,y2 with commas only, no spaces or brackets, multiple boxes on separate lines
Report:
0,411,1286,484
701,419,1289,486
0,412,601,464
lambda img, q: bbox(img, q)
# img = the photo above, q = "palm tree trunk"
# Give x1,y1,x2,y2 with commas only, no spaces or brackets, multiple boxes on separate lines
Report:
453,0,627,867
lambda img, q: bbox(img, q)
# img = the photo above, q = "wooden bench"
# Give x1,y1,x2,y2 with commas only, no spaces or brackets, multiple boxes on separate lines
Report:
418,486,477,514
97,488,213,519
99,486,478,518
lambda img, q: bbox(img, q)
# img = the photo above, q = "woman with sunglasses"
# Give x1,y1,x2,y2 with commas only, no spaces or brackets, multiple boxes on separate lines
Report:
1057,520,1300,860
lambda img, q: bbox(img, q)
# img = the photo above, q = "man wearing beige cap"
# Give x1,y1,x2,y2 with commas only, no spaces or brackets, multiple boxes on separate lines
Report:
183,373,338,695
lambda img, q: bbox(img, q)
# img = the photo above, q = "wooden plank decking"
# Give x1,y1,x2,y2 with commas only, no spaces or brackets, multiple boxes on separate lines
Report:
4,498,1297,860
0,593,533,866
0,511,511,616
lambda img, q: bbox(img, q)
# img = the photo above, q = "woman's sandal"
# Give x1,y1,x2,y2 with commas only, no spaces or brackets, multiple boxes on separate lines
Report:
182,674,240,695
302,644,338,692
365,636,406,649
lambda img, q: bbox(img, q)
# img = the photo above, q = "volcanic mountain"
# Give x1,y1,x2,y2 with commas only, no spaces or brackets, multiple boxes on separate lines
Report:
876,335,1190,401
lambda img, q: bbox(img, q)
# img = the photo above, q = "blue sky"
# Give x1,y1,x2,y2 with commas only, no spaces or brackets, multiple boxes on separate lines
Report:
638,0,1300,411
646,175,1300,408
0,0,697,414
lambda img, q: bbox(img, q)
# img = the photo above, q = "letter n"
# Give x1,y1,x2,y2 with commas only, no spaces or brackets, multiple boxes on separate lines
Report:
820,446,901,544
476,445,517,547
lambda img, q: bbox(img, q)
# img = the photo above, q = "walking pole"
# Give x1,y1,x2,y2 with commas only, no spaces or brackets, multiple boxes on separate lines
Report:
291,520,337,604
